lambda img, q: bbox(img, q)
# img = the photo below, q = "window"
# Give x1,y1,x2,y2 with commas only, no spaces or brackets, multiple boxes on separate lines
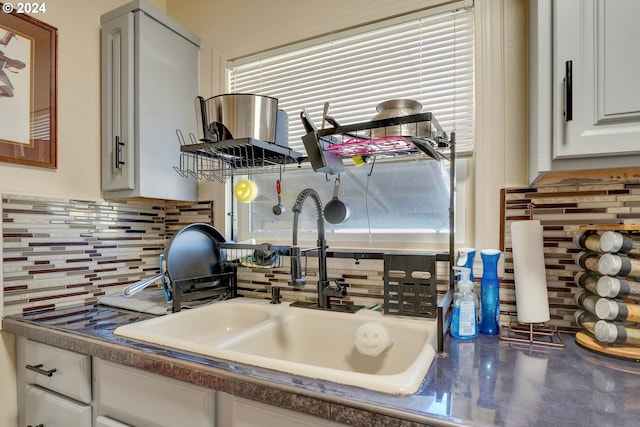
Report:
238,159,466,251
228,2,474,250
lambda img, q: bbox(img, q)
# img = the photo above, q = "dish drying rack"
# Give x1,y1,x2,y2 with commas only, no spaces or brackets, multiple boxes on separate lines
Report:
175,109,456,353
174,130,304,183
330,113,448,153
218,242,290,269
298,111,451,177
305,112,456,355
316,112,449,158
170,269,236,312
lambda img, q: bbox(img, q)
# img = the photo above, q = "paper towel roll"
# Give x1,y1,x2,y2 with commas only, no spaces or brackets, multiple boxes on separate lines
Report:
511,220,551,323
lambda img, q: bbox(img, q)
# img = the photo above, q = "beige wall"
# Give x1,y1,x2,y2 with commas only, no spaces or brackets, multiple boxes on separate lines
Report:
0,0,165,200
0,2,166,425
167,0,470,97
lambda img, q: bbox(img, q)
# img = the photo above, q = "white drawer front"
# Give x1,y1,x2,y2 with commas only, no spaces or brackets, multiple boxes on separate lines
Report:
94,358,215,427
25,340,91,403
25,384,92,427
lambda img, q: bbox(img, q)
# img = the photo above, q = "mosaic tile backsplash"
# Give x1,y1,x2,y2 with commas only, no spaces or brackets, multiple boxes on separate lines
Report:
501,183,640,332
4,181,640,332
2,195,213,316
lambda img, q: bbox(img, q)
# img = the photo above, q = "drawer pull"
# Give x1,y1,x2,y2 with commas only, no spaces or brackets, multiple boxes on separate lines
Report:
27,424,44,427
26,363,57,377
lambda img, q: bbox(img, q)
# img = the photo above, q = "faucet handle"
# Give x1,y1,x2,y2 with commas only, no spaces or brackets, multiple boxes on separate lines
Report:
324,281,347,298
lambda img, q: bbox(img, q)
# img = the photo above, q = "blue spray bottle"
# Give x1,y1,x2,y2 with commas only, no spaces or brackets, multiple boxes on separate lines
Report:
479,249,501,335
456,248,476,282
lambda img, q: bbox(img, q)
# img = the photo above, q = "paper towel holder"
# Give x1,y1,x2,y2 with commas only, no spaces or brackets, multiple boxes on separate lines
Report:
502,204,566,348
500,322,565,348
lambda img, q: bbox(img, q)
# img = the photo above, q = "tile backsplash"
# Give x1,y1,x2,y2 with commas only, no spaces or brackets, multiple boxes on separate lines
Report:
5,181,640,333
2,194,213,316
501,182,640,332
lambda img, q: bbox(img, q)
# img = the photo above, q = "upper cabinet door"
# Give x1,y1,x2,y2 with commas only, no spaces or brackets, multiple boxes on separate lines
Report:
553,0,640,159
101,12,135,192
529,0,640,184
100,1,200,201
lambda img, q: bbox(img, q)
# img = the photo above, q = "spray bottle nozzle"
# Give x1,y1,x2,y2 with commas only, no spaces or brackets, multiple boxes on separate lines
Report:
453,266,471,282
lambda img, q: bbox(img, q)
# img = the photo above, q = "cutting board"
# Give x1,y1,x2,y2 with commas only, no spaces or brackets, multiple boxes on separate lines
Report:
98,289,170,315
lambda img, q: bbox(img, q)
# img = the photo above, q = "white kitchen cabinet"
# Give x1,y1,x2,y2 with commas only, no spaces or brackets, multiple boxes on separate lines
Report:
101,0,199,201
25,385,92,427
216,392,344,427
529,0,640,184
17,338,92,427
93,358,215,427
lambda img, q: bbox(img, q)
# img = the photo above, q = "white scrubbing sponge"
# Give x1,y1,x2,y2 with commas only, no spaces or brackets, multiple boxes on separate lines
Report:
353,321,392,357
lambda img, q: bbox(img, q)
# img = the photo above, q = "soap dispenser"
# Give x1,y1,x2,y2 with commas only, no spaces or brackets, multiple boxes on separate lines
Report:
450,267,478,339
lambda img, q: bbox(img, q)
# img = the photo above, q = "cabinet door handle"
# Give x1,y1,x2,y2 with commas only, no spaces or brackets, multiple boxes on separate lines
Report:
115,135,126,169
27,424,44,427
564,60,573,121
25,363,57,377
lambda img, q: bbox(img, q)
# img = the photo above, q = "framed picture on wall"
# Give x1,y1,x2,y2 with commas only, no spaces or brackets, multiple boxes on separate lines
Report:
0,2,57,168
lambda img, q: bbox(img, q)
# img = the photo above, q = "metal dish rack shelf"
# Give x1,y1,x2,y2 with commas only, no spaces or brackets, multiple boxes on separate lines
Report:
170,242,292,311
218,242,291,269
170,269,236,313
315,112,451,160
174,112,450,182
175,130,304,182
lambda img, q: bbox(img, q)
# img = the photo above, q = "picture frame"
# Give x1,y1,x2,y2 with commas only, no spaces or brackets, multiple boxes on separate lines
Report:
0,3,57,168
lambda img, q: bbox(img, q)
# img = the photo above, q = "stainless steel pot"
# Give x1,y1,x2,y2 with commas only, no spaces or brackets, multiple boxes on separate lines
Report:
371,99,428,138
200,93,279,142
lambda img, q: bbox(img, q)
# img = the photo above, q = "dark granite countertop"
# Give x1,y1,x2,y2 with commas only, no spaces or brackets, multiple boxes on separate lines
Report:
3,302,640,427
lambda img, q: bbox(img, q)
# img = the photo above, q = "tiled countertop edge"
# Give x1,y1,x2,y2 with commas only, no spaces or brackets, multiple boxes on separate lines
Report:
3,318,458,427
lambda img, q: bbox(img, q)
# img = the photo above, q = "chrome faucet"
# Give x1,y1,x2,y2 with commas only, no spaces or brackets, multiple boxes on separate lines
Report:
288,188,346,309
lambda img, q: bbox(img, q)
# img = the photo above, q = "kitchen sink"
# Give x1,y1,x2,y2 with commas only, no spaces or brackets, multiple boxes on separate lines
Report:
114,300,272,346
114,299,437,395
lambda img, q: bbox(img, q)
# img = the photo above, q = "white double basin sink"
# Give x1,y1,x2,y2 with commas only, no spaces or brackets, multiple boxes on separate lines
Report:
114,299,437,395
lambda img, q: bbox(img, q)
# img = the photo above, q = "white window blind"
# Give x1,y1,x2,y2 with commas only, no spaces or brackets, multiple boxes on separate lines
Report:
228,5,474,155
